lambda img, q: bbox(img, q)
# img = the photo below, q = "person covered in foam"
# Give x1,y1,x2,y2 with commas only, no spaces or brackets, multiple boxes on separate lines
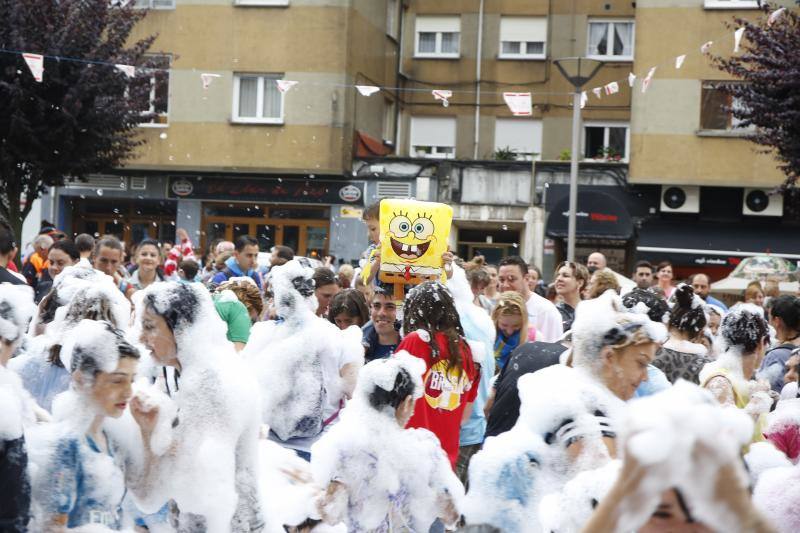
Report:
10,265,130,412
30,320,140,531
0,283,39,532
129,282,264,532
242,258,363,459
311,353,463,532
700,304,774,445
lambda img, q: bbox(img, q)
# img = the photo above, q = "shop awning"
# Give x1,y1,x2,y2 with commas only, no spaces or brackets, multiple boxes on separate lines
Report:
637,219,800,261
546,191,634,240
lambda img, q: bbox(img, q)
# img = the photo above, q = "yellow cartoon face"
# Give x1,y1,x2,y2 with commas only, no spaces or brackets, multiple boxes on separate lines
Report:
379,199,452,274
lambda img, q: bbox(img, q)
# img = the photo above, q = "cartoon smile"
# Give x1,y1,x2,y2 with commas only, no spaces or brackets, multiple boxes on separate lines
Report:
391,238,430,261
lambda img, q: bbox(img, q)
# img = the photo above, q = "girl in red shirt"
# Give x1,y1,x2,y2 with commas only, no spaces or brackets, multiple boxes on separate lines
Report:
396,281,480,469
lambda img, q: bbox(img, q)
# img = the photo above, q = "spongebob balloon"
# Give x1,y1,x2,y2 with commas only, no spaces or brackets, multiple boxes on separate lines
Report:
378,199,453,294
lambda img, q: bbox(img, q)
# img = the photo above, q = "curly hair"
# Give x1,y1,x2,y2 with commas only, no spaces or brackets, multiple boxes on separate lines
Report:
218,279,264,319
587,269,620,299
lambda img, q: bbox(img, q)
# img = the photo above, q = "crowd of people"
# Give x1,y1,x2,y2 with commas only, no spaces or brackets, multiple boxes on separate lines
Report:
1,206,799,533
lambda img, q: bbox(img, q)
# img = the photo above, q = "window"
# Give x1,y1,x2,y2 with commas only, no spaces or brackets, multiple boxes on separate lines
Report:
410,116,456,159
415,16,460,58
700,82,751,131
587,20,634,60
136,55,170,126
499,17,547,59
383,100,396,144
232,74,285,124
133,0,175,8
583,123,629,161
387,0,399,39
704,0,760,8
494,119,542,161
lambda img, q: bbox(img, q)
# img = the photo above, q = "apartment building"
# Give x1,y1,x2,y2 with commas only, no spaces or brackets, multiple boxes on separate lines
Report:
630,0,800,279
353,0,640,272
50,0,401,263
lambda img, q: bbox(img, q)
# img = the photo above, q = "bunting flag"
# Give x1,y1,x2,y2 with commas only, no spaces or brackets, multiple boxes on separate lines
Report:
200,73,221,89
642,67,657,93
432,89,452,107
768,8,787,26
592,87,602,99
701,41,713,54
276,80,298,93
115,64,135,78
734,27,745,53
604,81,619,95
675,55,686,69
502,92,532,116
628,73,636,88
355,85,380,96
22,53,44,82
580,91,588,109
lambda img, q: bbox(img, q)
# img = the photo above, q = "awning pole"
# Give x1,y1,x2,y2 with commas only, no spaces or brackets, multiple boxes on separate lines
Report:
567,91,581,262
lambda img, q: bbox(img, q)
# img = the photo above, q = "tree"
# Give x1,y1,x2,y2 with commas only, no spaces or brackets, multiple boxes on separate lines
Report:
0,0,159,249
713,3,800,190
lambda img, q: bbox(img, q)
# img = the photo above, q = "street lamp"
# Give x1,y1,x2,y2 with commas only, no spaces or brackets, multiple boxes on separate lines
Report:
553,57,603,262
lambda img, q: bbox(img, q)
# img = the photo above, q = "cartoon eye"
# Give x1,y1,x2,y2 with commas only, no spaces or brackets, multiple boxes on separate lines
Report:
411,217,434,240
389,216,412,237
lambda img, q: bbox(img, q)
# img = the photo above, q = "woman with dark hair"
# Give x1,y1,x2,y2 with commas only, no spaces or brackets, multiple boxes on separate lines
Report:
396,281,480,469
130,282,264,532
655,261,675,299
313,267,340,318
122,239,164,298
760,295,800,392
35,320,140,531
653,284,711,384
328,289,369,330
34,239,79,303
311,354,462,531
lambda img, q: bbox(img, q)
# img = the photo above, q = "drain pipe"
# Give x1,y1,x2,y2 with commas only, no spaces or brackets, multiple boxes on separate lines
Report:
472,0,485,160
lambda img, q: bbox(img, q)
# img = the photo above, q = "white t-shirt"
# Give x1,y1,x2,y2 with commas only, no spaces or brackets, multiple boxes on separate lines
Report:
526,292,564,343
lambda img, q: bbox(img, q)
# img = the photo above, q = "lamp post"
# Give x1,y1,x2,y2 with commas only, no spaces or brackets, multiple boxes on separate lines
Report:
553,57,603,262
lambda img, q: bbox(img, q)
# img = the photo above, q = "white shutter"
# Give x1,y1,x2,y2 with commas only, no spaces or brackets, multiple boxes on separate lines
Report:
500,17,547,43
410,116,456,148
377,182,412,198
65,176,127,190
494,119,542,159
416,16,460,34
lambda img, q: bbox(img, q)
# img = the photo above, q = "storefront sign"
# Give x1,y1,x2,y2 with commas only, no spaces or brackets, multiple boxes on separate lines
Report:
339,206,364,219
546,191,633,241
166,176,365,206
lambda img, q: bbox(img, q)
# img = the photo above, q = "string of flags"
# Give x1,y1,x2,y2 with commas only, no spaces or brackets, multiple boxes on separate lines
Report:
0,6,789,115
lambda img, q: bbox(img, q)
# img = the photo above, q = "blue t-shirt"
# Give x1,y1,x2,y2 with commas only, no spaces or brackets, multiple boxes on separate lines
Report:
44,433,125,529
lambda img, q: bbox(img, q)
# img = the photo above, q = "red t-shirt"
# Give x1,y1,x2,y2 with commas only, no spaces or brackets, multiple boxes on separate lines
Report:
397,330,480,469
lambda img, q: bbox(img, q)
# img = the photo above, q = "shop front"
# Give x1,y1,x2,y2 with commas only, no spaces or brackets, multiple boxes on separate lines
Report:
167,175,366,260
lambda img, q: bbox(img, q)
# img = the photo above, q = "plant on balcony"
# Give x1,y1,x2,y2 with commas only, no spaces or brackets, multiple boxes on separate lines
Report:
559,149,571,161
0,0,157,252
594,147,623,161
493,146,519,161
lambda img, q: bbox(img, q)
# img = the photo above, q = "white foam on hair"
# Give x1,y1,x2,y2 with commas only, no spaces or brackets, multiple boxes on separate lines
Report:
0,283,36,343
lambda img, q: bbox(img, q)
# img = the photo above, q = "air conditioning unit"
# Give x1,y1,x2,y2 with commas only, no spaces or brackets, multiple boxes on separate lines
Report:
660,185,700,213
743,188,783,217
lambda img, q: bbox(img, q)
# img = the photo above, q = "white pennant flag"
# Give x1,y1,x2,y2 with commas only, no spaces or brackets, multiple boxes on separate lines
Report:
580,91,588,109
355,85,380,97
22,53,44,82
432,89,452,107
734,27,745,53
115,64,135,78
592,87,602,99
642,67,657,93
502,92,532,116
768,8,786,27
628,73,636,88
701,41,713,54
604,82,619,96
675,55,686,69
276,80,298,93
201,73,221,89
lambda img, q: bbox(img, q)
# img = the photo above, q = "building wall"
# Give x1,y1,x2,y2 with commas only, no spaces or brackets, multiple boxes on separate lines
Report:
629,0,792,187
126,0,398,175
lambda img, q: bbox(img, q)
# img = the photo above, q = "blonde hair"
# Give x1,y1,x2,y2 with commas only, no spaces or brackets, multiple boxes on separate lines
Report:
744,280,764,302
218,279,264,318
492,291,530,343
588,269,620,299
